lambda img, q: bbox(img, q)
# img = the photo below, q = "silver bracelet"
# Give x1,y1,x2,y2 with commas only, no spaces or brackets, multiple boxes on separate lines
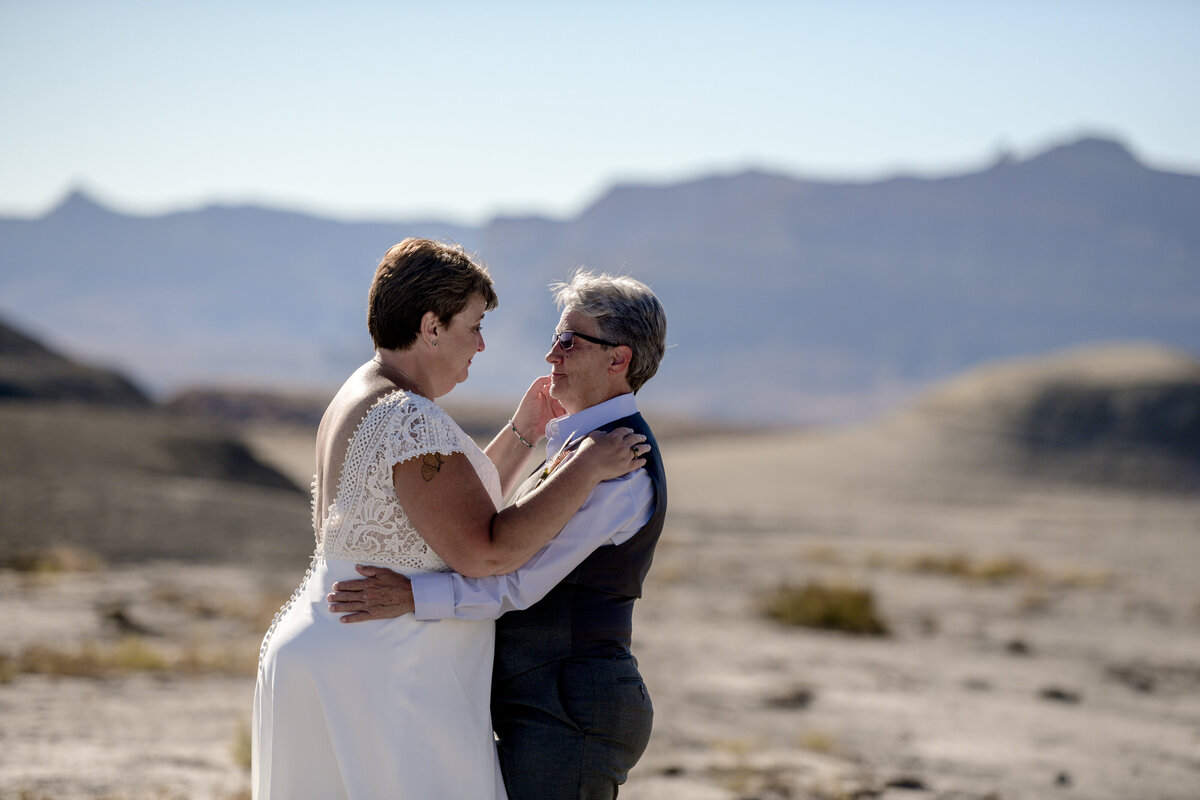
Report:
508,419,535,448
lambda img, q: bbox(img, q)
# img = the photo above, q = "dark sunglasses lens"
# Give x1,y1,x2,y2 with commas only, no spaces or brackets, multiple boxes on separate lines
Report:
556,332,575,350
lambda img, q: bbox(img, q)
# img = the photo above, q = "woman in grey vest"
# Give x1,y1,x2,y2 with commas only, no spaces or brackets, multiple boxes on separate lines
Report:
255,241,650,799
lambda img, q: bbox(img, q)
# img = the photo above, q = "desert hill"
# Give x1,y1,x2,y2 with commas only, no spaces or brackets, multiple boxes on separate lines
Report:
0,403,312,566
0,317,150,406
165,386,332,428
665,344,1200,525
0,319,312,567
903,343,1200,490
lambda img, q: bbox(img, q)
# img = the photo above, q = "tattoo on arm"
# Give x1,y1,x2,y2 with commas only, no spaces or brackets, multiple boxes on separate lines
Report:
420,453,444,482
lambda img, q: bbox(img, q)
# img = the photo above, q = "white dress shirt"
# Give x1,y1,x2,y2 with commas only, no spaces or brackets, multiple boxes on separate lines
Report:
409,393,655,621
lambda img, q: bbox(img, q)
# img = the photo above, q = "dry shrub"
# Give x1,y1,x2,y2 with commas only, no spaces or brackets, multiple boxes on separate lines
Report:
150,584,222,619
906,552,1113,591
0,652,15,684
149,582,293,632
9,637,256,679
17,638,168,677
0,544,104,573
1053,567,1113,588
801,545,845,565
797,729,838,754
760,581,888,635
175,640,259,676
708,739,758,794
1018,587,1053,614
765,685,815,709
232,720,253,771
910,552,1037,582
974,556,1038,581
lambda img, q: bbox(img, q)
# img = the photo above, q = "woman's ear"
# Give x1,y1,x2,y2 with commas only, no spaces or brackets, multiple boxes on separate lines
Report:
420,311,440,347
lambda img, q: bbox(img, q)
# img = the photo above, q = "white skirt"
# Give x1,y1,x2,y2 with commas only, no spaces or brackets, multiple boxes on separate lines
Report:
253,557,507,799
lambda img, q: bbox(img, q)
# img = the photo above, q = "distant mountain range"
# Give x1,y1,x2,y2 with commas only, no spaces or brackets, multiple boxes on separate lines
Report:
2,135,1197,422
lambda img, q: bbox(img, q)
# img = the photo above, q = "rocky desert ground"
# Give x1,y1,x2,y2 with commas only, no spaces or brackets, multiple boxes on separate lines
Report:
1,346,1199,800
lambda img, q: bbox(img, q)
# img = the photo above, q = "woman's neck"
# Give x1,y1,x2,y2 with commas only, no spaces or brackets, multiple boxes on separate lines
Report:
372,349,435,399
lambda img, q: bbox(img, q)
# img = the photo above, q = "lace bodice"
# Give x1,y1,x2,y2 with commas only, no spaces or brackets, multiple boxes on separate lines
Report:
314,391,502,573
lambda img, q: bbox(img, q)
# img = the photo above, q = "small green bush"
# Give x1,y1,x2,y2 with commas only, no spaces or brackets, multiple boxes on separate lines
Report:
760,581,888,636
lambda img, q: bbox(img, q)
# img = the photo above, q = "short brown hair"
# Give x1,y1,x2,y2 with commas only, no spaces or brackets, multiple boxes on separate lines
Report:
367,238,498,349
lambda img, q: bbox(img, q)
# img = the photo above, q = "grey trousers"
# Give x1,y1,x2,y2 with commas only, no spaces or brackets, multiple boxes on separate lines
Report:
493,654,654,800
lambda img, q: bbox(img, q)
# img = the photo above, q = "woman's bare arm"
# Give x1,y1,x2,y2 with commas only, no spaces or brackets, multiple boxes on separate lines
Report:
394,427,647,578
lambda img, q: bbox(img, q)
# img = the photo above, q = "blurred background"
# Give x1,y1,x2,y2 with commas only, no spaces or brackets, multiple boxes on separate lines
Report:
1,2,1198,799
3,0,1199,423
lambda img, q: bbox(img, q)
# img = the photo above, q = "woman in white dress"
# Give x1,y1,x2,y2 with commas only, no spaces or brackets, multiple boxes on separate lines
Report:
252,238,650,799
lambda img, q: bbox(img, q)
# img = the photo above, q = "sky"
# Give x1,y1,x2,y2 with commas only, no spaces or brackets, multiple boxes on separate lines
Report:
2,0,1198,225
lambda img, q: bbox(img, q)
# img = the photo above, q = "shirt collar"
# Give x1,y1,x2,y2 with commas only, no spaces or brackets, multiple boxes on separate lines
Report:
544,393,639,457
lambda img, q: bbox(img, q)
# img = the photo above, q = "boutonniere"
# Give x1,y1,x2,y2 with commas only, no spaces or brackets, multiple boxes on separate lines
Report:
540,439,577,481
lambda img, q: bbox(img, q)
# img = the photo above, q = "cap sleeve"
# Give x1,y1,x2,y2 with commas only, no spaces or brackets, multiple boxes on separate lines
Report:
383,394,466,467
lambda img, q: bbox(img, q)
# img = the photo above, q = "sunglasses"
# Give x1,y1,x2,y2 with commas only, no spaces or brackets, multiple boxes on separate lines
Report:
551,330,620,350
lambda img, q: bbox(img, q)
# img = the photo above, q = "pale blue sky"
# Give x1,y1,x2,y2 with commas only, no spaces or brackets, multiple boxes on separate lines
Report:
2,0,1197,223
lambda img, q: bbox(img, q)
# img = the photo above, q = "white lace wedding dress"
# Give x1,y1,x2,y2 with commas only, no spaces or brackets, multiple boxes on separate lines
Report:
253,390,508,799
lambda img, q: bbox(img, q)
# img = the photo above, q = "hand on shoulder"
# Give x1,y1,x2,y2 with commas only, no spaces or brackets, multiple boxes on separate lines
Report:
575,427,650,482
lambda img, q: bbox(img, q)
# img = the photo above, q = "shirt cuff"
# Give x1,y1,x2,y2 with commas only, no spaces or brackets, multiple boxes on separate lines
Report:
409,572,455,621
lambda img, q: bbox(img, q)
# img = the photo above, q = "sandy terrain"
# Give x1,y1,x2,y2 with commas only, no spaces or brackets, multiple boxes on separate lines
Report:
2,397,1199,799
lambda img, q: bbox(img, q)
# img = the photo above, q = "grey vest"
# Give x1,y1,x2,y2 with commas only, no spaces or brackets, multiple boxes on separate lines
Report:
493,413,667,682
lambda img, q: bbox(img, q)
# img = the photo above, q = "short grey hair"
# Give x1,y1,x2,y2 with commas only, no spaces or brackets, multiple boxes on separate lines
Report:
551,268,667,393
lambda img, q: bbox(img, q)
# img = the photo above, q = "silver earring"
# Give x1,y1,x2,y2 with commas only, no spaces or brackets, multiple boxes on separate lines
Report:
431,340,438,347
